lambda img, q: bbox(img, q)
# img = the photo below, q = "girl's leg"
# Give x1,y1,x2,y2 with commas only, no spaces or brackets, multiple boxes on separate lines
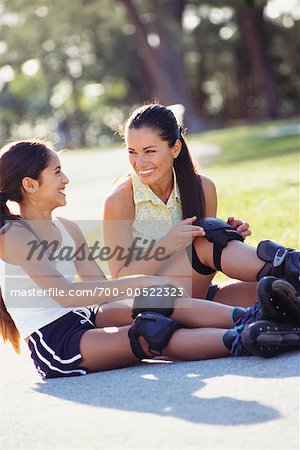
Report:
163,321,300,360
134,313,300,362
172,297,234,329
79,323,230,372
97,297,243,330
164,328,230,360
136,326,230,360
95,299,133,328
79,325,137,372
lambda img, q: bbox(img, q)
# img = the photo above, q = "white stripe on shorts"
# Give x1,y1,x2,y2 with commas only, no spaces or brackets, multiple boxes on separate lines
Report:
29,335,86,376
36,330,82,364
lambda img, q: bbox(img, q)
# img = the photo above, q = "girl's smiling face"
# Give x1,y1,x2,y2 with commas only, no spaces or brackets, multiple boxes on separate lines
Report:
23,150,69,210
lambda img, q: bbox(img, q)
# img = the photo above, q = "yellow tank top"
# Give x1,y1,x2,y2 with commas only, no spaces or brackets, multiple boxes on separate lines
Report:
131,170,183,250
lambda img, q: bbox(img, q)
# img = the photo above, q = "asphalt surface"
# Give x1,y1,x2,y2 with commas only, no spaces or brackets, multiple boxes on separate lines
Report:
1,143,299,450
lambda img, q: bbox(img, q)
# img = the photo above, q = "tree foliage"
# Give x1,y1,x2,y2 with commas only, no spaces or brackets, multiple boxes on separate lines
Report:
0,0,299,146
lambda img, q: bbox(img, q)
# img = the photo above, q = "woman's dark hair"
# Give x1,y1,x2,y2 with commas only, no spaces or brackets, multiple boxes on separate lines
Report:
120,103,205,220
0,140,52,353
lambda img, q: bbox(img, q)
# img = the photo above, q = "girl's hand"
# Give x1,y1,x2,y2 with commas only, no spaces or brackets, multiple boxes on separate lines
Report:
227,216,251,240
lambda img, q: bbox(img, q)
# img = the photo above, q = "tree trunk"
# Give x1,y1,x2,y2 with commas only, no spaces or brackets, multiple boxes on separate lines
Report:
194,52,209,120
235,38,251,120
238,2,279,119
119,0,208,132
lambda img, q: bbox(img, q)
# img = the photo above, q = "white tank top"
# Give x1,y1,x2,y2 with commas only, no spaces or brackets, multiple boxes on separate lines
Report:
0,219,85,339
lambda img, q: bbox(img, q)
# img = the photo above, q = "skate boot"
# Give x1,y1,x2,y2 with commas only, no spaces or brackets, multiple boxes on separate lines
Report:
231,276,300,330
257,240,300,295
223,319,300,358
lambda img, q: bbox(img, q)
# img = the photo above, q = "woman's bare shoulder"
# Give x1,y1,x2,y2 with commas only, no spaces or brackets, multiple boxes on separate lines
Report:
199,174,217,216
104,177,135,220
199,174,216,192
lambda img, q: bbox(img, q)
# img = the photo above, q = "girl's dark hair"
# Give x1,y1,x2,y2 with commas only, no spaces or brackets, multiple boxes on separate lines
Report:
0,140,51,227
0,140,52,353
120,103,205,220
0,289,21,353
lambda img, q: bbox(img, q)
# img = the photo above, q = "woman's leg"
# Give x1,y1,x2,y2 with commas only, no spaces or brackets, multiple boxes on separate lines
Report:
194,235,299,293
213,280,257,307
194,238,264,281
156,248,215,298
156,247,257,306
193,218,300,291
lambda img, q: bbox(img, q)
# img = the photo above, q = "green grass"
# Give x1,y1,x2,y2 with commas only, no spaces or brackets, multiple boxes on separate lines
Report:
190,119,299,164
191,119,299,282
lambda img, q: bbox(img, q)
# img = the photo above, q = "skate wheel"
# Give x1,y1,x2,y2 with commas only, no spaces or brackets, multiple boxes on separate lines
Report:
272,279,296,299
257,332,300,345
257,334,283,345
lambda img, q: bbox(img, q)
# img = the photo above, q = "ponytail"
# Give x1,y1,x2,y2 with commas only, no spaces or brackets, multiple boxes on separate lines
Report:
0,193,21,352
0,288,21,353
0,192,10,228
0,213,21,353
174,133,205,220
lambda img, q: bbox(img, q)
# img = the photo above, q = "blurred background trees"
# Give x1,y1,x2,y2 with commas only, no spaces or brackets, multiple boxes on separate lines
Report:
0,0,299,147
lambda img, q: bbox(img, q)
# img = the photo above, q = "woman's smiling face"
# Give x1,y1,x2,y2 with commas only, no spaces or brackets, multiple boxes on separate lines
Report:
126,127,180,186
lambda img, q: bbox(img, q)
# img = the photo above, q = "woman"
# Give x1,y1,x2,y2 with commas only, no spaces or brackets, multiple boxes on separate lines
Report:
1,140,299,379
104,103,299,305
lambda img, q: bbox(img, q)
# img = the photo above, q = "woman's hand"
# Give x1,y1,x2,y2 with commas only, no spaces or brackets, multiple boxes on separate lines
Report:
227,216,251,240
160,216,205,254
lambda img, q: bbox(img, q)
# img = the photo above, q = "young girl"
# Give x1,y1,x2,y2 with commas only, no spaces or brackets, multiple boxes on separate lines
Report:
0,140,299,379
104,103,300,305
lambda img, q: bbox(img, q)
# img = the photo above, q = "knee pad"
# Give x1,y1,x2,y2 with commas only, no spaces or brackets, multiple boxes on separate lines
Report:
128,312,182,359
132,285,181,319
186,244,216,275
196,218,244,271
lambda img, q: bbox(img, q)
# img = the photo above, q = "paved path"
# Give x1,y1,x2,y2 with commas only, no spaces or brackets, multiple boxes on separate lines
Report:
1,343,299,450
1,143,299,450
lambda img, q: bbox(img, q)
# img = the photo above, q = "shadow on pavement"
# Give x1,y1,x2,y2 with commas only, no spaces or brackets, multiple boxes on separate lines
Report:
33,352,299,426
